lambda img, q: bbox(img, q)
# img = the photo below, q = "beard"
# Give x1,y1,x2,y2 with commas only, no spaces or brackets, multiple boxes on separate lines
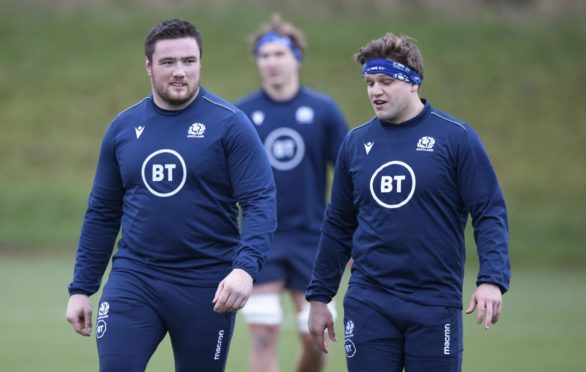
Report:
152,77,199,108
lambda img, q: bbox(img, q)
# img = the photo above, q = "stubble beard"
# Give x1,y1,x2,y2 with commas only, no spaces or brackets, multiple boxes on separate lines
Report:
154,78,198,108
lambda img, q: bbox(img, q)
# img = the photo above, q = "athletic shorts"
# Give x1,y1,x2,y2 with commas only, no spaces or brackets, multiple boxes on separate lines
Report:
343,284,463,372
255,230,320,292
96,269,235,372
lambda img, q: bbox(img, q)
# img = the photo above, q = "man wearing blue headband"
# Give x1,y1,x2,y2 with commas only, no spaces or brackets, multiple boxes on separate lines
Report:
306,33,510,372
236,14,348,372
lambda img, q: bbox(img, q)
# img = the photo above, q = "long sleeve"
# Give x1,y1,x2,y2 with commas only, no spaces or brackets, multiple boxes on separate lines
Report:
225,111,277,280
68,123,123,296
306,136,356,302
457,127,510,293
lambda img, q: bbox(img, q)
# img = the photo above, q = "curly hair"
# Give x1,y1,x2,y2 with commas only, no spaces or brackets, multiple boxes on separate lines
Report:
354,33,424,80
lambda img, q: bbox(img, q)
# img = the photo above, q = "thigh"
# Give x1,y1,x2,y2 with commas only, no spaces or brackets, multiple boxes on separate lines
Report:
290,289,308,313
403,304,463,372
97,272,166,372
343,285,403,372
241,288,284,326
159,285,236,372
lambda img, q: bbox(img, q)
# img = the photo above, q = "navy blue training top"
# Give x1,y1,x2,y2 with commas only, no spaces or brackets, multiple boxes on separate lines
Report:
306,100,510,308
235,87,348,235
69,86,277,296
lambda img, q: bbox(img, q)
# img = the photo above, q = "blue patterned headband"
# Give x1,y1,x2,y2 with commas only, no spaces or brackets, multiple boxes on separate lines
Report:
254,32,303,62
362,58,423,85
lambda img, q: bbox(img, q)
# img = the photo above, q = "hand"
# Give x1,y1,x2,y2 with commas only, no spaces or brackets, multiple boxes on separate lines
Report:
66,294,93,336
465,283,502,330
212,268,253,313
308,301,337,353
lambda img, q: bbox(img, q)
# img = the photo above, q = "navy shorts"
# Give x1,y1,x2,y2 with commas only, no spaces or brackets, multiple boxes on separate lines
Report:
96,269,235,372
255,231,320,292
343,284,463,372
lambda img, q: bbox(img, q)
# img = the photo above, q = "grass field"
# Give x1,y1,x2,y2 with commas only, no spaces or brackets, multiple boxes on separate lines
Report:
0,256,584,371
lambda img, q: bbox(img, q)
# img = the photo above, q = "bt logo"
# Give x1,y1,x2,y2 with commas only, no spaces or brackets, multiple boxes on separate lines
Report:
369,161,416,208
273,139,296,159
152,164,177,182
344,339,357,358
264,128,305,171
380,175,406,193
96,320,107,339
141,149,187,197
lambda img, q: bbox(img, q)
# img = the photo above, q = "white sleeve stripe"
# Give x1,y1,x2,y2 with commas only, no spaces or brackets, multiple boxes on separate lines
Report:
203,96,236,113
349,117,376,134
115,96,151,117
431,112,466,130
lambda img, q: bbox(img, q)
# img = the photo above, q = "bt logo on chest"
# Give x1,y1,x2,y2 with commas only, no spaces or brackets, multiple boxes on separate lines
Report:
264,128,305,171
141,149,187,197
369,161,416,208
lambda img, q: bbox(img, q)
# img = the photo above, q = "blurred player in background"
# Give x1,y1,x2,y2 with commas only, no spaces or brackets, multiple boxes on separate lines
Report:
236,14,348,372
306,32,510,372
66,18,276,372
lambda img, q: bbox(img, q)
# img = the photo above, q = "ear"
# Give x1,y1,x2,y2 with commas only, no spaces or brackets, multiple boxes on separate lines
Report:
145,58,152,77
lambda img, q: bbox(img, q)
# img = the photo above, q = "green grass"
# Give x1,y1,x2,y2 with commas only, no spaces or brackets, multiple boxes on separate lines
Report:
0,256,584,371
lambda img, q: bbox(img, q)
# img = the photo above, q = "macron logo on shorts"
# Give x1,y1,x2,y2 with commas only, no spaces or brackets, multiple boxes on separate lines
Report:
214,329,225,360
444,323,451,355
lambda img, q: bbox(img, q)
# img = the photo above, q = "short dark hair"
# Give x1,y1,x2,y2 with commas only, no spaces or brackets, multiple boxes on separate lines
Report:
144,19,202,62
